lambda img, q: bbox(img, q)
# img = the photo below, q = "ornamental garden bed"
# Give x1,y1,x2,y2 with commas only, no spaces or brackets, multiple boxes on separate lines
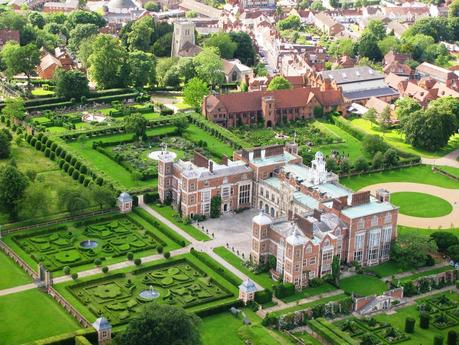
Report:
63,255,237,326
6,212,181,274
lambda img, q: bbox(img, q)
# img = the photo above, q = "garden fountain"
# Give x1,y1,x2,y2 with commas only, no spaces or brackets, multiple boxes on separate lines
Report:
148,142,177,161
81,112,107,123
80,240,98,249
139,285,160,299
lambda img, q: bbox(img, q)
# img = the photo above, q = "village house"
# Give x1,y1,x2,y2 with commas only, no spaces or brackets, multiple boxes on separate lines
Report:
37,48,77,80
416,62,459,90
223,59,253,83
43,0,79,13
313,13,345,36
0,29,20,49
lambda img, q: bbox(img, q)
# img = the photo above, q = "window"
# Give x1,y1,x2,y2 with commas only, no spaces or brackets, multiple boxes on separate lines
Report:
324,240,330,247
309,257,316,265
322,250,333,264
190,195,195,203
204,180,209,187
189,183,195,191
384,212,392,224
368,229,381,248
201,203,210,214
266,190,269,199
239,184,251,205
260,187,264,195
221,186,230,198
382,227,392,243
357,218,365,230
371,215,378,227
294,263,300,272
306,245,312,254
355,233,365,250
201,190,210,203
309,271,316,279
254,227,259,237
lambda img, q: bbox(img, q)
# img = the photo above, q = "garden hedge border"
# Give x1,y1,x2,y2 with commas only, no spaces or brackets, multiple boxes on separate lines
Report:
308,318,359,345
21,329,97,345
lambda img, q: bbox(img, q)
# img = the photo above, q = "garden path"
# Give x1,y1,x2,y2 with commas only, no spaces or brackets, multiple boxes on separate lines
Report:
422,147,459,169
390,262,451,281
360,182,459,228
0,283,36,297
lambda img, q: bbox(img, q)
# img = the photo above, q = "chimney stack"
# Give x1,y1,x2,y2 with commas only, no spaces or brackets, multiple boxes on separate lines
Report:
208,161,214,173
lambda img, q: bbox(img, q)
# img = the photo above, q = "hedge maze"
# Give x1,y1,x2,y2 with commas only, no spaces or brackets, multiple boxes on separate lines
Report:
68,257,234,325
12,214,170,272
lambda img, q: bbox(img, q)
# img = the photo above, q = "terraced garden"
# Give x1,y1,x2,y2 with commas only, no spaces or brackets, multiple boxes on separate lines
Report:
59,255,238,326
4,212,182,274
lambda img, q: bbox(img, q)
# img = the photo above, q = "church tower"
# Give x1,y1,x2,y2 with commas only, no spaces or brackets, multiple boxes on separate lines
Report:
171,20,195,57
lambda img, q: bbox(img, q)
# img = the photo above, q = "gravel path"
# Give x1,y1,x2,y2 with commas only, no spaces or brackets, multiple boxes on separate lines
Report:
361,182,459,228
422,147,459,168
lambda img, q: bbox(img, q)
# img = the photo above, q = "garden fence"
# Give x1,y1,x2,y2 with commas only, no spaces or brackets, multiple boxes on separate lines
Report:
0,240,39,280
432,166,459,182
47,286,92,328
0,208,118,236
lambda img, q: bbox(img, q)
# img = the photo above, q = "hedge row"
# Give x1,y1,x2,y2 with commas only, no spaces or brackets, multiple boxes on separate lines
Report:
133,208,188,247
255,289,273,304
194,299,244,318
75,336,92,345
190,248,242,287
22,329,97,345
308,318,359,345
273,283,295,299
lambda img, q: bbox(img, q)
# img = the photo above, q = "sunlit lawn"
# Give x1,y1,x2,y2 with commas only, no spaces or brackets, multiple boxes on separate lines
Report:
339,275,387,296
0,251,31,289
391,192,453,217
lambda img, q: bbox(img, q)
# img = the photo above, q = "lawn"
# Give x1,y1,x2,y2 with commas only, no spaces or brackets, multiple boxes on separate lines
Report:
438,166,459,179
366,261,406,277
398,225,459,237
184,124,234,160
200,307,294,345
0,289,81,345
54,253,239,326
0,250,31,290
340,165,459,191
31,87,55,97
3,211,182,276
339,275,387,296
270,294,347,317
280,283,338,303
213,247,274,290
399,266,455,284
350,117,459,158
391,192,453,217
149,204,211,241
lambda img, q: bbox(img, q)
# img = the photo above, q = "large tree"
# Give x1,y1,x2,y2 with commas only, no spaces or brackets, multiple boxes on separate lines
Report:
395,97,422,130
91,185,116,210
18,184,50,219
183,78,209,109
66,10,106,30
87,34,129,89
124,113,148,140
430,232,458,253
59,189,90,215
194,47,224,88
152,32,172,57
229,32,256,66
53,69,89,99
267,76,292,91
68,23,99,53
127,51,156,88
2,97,25,120
1,42,40,87
391,233,438,269
114,304,201,345
365,19,386,41
204,32,237,59
357,33,382,62
0,165,29,220
127,16,154,52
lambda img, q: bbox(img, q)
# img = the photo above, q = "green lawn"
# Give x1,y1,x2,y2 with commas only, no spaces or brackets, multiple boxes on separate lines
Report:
149,204,211,241
372,292,459,345
200,308,294,345
350,117,459,158
213,247,274,290
270,294,347,317
339,275,387,296
438,166,459,179
0,250,31,289
399,266,455,284
340,165,459,191
184,124,234,160
391,192,453,217
280,283,338,303
366,261,406,277
398,225,459,237
292,331,324,345
32,87,55,97
0,289,81,345
312,121,365,163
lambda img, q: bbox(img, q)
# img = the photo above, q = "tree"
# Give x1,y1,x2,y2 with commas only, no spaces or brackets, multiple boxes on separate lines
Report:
267,76,292,91
229,32,256,66
124,113,148,140
363,108,377,126
0,165,28,220
383,149,399,167
362,135,388,155
66,10,106,30
447,245,459,262
59,189,89,215
114,304,201,345
378,36,400,55
277,15,301,31
395,97,422,130
91,185,116,209
358,33,382,61
127,51,156,88
194,47,224,88
310,0,325,10
331,255,340,286
156,57,178,86
0,131,11,159
2,97,25,120
18,184,50,219
204,32,237,59
372,151,384,169
254,62,268,76
176,58,196,82
366,20,386,41
127,16,154,52
67,23,99,53
183,78,209,110
144,1,160,11
328,38,355,58
210,195,221,218
174,118,189,136
87,34,129,89
450,0,459,17
152,32,172,57
1,42,40,87
28,12,45,29
390,233,438,269
53,69,89,99
379,106,392,131
430,232,458,253
354,156,369,172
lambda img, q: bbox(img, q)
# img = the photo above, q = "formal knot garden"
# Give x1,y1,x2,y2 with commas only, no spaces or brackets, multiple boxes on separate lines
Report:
59,254,238,326
4,211,185,274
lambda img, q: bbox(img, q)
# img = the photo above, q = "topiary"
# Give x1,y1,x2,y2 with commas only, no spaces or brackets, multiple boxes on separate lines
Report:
164,252,170,259
102,266,109,273
71,273,78,280
63,266,71,275
420,312,430,329
405,317,415,333
157,245,163,253
134,258,141,266
72,170,79,180
127,252,134,260
94,258,102,266
447,330,457,345
434,335,444,345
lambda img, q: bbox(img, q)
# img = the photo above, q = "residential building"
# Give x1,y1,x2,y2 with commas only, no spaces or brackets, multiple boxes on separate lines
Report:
223,59,253,83
313,13,345,36
0,29,20,49
416,62,459,89
43,0,79,13
239,0,275,9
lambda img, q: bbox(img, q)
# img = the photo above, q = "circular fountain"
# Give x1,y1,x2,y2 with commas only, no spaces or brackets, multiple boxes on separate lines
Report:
80,240,98,249
139,285,160,300
81,112,107,123
275,132,289,140
148,150,177,161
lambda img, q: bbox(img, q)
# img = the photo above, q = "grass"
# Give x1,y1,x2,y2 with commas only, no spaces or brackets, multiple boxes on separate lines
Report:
213,247,274,290
0,289,81,345
371,291,459,345
291,331,323,345
149,204,211,241
399,266,455,284
270,294,347,317
31,87,55,97
200,308,295,345
398,225,459,237
438,166,459,179
0,250,31,289
340,165,459,191
391,192,453,217
280,283,338,303
184,124,234,160
350,117,459,158
366,261,406,277
339,275,387,296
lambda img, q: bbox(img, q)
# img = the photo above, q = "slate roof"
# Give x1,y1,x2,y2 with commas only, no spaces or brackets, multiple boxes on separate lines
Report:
320,67,384,85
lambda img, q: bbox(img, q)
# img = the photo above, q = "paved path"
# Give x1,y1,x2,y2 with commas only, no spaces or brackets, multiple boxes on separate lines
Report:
0,283,37,297
360,182,459,228
422,147,459,169
391,262,450,280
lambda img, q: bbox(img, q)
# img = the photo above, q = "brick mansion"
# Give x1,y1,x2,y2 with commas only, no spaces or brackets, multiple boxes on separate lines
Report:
157,143,398,289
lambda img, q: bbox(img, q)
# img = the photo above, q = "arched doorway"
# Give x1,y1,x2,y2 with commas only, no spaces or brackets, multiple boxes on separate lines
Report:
266,120,272,128
264,204,269,214
270,207,275,218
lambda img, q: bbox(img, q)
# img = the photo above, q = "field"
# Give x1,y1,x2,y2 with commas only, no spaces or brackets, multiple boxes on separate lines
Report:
339,275,388,296
0,250,31,289
390,192,453,217
340,165,459,191
54,254,239,326
0,289,81,345
3,212,182,275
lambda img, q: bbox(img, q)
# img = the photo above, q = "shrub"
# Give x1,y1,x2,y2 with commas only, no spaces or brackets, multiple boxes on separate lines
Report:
94,258,102,266
157,245,163,253
164,251,171,259
434,335,444,345
35,141,42,150
102,266,109,273
83,178,91,187
273,283,295,299
405,317,415,333
127,252,134,260
420,312,430,329
68,166,75,175
255,290,273,304
447,330,457,345
134,258,142,266
44,148,51,157
72,170,79,180
79,174,85,183
96,177,103,186
50,151,56,160
71,273,78,280
63,266,71,275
